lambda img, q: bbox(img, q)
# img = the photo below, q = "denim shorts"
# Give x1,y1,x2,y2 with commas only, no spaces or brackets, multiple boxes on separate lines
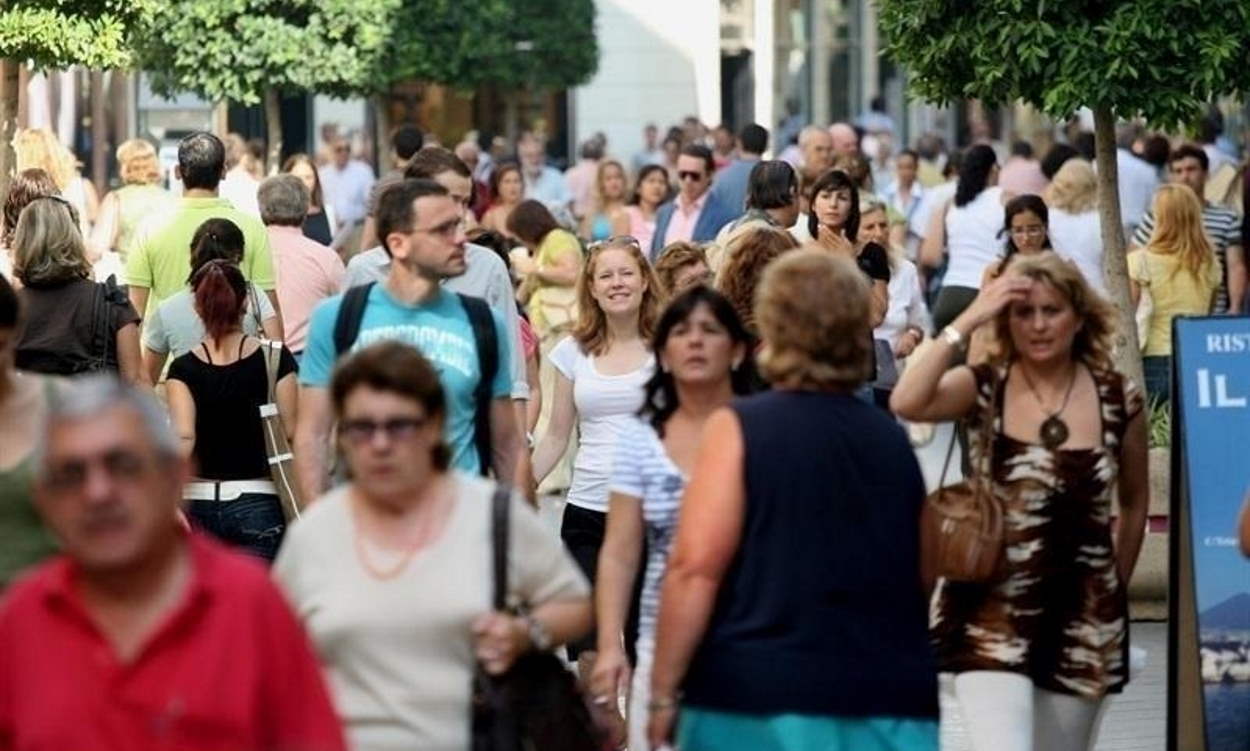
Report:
188,492,286,563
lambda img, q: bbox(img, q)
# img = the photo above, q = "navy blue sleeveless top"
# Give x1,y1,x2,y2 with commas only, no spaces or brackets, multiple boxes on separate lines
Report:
681,389,938,720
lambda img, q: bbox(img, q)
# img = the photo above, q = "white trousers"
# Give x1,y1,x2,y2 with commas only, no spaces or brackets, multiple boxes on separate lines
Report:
953,671,1104,751
628,640,653,751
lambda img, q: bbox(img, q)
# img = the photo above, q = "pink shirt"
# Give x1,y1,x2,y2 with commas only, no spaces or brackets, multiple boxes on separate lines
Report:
267,225,346,352
663,191,708,246
626,205,657,252
998,157,1049,197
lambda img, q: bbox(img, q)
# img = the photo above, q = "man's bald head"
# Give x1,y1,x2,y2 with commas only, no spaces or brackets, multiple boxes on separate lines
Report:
828,122,859,158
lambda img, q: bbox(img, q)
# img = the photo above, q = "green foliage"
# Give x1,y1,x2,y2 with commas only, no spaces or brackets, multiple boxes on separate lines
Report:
380,0,598,93
879,0,1250,129
134,0,402,104
0,0,154,70
1148,398,1170,449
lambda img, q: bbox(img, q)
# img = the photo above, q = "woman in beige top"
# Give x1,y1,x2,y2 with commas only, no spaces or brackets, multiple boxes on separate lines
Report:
274,341,590,751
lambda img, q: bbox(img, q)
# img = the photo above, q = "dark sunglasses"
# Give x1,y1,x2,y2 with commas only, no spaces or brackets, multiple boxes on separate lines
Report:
677,170,705,182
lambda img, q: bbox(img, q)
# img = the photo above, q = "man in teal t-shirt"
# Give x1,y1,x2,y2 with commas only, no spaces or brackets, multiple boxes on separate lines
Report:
294,178,519,501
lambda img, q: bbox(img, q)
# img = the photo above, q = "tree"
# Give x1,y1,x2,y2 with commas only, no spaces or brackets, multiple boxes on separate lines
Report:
0,0,151,194
134,0,402,172
367,0,599,145
879,0,1250,384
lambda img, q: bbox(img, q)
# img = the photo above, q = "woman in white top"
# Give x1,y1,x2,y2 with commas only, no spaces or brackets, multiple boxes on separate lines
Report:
591,286,756,751
1044,159,1105,296
531,235,665,663
861,200,931,405
921,144,1005,332
275,341,590,751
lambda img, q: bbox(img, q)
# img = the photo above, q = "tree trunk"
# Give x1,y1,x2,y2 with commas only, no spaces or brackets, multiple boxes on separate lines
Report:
90,71,108,197
1092,104,1145,390
373,91,391,176
263,88,283,176
0,59,20,200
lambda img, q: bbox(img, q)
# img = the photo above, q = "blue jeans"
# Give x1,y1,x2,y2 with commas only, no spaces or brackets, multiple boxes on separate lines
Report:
1143,355,1171,407
188,492,286,562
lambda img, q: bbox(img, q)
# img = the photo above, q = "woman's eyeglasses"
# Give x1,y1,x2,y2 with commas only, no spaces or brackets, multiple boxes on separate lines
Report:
340,417,428,444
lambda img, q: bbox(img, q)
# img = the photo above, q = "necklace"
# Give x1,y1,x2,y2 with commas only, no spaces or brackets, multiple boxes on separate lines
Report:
349,486,446,580
1019,363,1079,449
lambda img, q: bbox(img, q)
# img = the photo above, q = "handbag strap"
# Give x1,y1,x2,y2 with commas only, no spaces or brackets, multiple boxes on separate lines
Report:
261,339,279,404
489,485,510,612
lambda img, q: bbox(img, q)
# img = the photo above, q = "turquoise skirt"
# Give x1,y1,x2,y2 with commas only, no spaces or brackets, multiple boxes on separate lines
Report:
677,706,938,751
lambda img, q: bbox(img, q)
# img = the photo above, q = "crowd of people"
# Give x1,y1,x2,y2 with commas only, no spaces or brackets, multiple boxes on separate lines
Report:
0,109,1244,751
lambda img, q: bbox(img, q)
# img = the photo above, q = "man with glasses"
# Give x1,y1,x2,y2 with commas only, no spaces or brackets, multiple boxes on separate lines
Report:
321,136,377,259
0,375,345,750
296,179,520,503
649,143,738,260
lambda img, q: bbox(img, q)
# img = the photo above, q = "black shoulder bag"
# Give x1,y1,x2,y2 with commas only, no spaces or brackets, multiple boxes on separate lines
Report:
470,487,601,751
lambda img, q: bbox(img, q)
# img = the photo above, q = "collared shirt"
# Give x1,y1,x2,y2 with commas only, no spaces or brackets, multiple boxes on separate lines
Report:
267,225,346,352
523,165,571,210
0,534,346,751
124,196,276,319
663,191,709,246
343,244,529,400
1116,148,1160,230
321,159,376,228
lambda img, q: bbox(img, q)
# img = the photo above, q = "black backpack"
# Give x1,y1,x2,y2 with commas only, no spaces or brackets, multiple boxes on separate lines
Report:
332,283,498,476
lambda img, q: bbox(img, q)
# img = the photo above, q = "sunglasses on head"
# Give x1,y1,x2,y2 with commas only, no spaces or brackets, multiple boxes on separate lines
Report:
588,235,642,252
678,170,705,182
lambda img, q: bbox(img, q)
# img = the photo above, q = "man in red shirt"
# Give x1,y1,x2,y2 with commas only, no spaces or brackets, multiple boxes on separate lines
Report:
0,376,345,751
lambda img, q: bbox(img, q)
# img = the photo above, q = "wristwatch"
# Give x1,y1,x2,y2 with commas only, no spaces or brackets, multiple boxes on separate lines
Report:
522,614,552,652
941,325,966,350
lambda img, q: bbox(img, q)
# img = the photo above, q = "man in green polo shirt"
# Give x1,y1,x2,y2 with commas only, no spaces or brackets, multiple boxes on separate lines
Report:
125,132,283,333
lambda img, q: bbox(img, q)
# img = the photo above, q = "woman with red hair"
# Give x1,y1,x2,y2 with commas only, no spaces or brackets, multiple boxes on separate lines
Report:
165,248,298,562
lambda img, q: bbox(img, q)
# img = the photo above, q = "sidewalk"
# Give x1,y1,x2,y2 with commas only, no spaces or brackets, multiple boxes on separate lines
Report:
940,621,1168,751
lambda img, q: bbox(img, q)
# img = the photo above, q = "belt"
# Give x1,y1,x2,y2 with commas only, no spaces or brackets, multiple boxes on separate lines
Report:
183,480,277,502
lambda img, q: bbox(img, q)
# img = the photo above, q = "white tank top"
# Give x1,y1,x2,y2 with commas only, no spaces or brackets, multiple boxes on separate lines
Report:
944,186,1005,289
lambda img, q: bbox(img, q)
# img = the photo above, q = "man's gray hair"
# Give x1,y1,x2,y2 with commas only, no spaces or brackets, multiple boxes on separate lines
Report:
33,375,179,473
258,174,309,227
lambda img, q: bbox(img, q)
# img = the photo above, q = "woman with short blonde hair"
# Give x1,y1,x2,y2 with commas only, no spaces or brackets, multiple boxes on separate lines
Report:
649,249,939,750
90,139,171,262
653,242,711,296
12,198,142,382
1128,183,1221,403
1044,159,1105,294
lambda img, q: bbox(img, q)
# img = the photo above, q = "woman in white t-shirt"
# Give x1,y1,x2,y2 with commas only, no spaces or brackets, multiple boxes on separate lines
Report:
531,235,664,665
921,144,1005,332
1045,158,1106,296
590,286,756,751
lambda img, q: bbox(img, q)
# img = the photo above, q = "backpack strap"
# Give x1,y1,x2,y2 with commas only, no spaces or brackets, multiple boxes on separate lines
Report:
333,282,374,356
489,485,511,612
457,293,498,477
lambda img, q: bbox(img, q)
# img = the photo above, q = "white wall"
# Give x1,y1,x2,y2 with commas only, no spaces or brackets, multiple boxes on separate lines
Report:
573,0,721,169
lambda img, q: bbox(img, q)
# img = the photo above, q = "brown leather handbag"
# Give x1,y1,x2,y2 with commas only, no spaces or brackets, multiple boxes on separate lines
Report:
920,380,1004,589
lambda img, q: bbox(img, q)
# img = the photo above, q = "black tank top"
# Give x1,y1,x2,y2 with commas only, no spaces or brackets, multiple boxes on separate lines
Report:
681,389,938,720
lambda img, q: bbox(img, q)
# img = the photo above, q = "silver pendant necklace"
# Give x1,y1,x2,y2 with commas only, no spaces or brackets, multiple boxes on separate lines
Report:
1019,363,1078,449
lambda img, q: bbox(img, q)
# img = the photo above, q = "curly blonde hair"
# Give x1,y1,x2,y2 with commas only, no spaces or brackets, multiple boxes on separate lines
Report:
654,241,708,295
116,138,162,186
717,226,799,334
755,248,872,390
986,252,1116,371
572,237,665,355
13,129,77,191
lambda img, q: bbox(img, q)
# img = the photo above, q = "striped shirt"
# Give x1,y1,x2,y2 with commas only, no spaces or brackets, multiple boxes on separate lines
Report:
1132,202,1241,313
609,418,687,646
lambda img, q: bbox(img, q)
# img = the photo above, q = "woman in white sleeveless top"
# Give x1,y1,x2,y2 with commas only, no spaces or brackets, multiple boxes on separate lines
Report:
921,144,1006,332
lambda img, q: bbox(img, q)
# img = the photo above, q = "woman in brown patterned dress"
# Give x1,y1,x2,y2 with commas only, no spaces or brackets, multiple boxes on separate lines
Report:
892,252,1148,751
